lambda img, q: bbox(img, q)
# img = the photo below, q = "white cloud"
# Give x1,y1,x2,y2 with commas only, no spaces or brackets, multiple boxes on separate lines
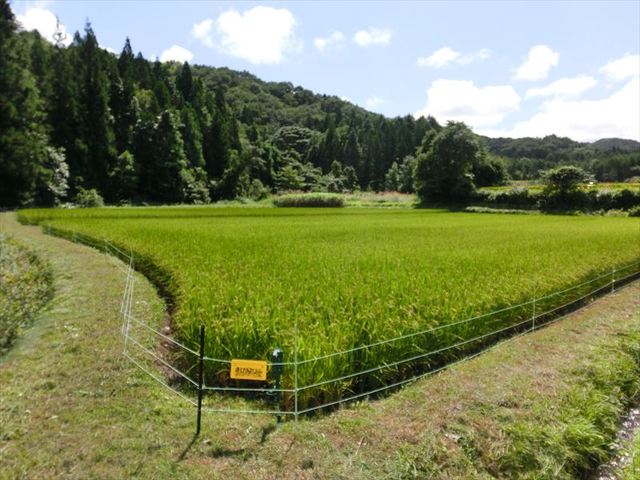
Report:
366,96,383,109
417,47,460,68
191,19,214,47
484,78,639,141
600,53,640,82
104,47,118,55
417,47,490,68
314,31,345,52
353,28,391,47
191,6,300,64
525,75,597,99
340,96,351,103
414,80,520,127
160,45,193,63
514,45,559,81
16,6,71,46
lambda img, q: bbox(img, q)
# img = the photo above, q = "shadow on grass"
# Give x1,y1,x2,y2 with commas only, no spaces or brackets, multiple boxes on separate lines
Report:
177,434,199,462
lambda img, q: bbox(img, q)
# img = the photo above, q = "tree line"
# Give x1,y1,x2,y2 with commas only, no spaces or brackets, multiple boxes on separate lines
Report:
1,1,637,208
0,3,436,207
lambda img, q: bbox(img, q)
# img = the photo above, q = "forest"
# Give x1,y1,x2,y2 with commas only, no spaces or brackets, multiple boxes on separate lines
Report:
1,2,638,208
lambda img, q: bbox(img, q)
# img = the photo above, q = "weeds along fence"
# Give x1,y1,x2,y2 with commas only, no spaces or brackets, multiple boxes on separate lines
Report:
41,224,640,426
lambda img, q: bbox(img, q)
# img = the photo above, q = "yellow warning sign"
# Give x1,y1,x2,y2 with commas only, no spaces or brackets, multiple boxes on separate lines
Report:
230,359,268,381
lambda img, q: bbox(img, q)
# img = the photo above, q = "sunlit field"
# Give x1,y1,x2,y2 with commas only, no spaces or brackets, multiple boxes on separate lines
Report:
19,207,640,406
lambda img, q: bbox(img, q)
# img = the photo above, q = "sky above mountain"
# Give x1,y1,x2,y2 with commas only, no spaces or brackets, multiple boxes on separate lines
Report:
12,0,640,141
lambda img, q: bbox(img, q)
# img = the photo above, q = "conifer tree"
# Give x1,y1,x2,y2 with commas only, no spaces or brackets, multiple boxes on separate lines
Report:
176,62,193,103
77,22,117,196
0,0,63,206
150,110,189,203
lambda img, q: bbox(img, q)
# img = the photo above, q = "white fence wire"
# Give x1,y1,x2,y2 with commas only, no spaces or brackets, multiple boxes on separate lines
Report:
42,224,640,421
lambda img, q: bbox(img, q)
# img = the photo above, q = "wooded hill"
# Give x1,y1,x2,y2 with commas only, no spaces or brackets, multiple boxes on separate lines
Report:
1,1,638,207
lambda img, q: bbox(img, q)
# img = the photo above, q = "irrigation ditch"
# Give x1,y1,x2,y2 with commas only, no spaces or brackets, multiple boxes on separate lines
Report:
591,398,640,480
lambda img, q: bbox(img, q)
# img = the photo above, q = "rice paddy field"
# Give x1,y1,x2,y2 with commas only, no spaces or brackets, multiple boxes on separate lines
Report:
18,207,640,409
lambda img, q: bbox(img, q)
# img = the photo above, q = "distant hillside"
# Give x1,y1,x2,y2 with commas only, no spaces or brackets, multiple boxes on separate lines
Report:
481,135,640,181
591,138,640,152
189,65,640,184
190,65,382,136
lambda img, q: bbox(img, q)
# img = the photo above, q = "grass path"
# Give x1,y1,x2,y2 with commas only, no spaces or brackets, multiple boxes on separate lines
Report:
1,211,639,479
0,213,217,478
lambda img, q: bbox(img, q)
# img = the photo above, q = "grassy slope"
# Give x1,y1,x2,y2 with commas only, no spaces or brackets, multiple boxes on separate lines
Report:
1,211,639,479
0,235,52,353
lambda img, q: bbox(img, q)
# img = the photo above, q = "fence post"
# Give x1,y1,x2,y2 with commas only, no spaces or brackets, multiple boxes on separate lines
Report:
532,284,537,331
611,267,615,293
271,348,284,424
196,324,205,436
294,321,298,423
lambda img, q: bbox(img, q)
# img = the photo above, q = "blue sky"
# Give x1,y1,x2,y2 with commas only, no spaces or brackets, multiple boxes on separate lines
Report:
12,0,640,141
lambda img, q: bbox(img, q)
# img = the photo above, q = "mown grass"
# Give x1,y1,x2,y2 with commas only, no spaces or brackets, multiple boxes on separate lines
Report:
18,207,640,409
0,234,52,354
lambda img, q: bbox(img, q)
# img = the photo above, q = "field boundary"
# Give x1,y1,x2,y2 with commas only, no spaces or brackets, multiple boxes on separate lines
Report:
33,222,640,427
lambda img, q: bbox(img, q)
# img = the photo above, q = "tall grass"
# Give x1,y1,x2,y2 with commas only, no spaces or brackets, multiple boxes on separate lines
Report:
0,235,53,353
18,207,640,408
273,193,344,208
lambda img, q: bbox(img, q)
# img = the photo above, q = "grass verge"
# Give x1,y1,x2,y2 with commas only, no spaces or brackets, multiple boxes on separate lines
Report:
622,430,640,479
1,211,639,478
0,233,52,355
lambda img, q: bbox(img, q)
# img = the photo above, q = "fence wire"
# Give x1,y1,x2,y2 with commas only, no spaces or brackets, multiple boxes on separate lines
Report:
43,224,640,420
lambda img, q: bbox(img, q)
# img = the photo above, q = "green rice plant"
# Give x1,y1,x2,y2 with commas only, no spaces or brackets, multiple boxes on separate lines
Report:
17,207,640,410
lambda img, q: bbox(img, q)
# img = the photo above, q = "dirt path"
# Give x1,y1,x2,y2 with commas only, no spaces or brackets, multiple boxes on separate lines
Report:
1,211,639,479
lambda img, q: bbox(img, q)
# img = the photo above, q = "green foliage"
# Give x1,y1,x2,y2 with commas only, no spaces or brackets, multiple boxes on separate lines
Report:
475,184,640,213
244,178,269,200
537,166,595,212
501,337,640,478
146,110,190,203
342,165,359,192
628,206,640,217
274,164,306,191
485,135,640,182
472,154,509,187
108,150,137,202
398,155,417,193
0,3,56,207
479,187,538,209
74,188,104,208
543,165,593,195
622,428,640,479
180,167,210,204
0,235,52,353
35,145,70,206
384,162,402,191
2,0,636,207
414,122,480,203
384,155,417,193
